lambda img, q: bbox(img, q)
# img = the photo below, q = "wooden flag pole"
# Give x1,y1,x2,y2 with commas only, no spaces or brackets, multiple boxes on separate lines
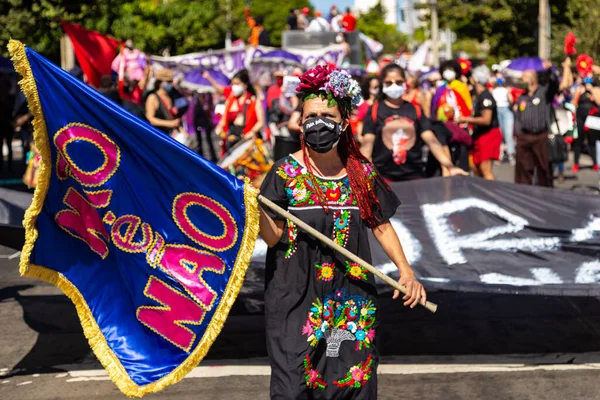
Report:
258,195,438,313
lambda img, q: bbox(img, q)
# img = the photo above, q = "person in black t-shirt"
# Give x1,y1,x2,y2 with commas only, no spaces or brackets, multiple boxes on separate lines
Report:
361,63,468,181
459,65,502,180
286,8,298,30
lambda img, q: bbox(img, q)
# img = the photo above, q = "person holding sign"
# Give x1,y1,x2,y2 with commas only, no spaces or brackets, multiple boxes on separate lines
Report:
258,65,426,399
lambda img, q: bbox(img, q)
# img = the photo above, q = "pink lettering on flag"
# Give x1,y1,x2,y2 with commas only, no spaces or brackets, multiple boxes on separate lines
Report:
54,123,120,187
173,193,238,252
137,276,206,352
84,189,113,208
158,244,226,310
56,187,110,259
111,215,153,253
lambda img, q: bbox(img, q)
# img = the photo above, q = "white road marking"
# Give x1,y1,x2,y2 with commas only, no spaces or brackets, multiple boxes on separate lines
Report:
1,380,9,384
32,374,39,377
55,373,68,378
63,362,600,382
8,251,21,260
17,381,32,386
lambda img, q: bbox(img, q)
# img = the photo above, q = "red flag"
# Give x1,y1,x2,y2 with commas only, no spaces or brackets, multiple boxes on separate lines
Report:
61,21,121,88
564,32,577,55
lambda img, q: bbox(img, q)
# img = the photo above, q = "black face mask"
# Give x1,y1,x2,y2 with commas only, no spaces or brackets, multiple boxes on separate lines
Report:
302,117,342,153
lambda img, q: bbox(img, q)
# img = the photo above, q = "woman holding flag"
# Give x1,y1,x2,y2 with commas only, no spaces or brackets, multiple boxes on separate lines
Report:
258,65,426,398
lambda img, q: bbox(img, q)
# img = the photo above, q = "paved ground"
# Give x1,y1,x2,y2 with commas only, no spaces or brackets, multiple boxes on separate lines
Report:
2,139,600,399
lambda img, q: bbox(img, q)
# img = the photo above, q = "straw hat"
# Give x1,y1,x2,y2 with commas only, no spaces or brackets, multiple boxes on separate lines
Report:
155,68,174,82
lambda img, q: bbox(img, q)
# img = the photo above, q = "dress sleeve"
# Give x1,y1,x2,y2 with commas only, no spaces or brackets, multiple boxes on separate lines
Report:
259,162,289,221
372,175,401,225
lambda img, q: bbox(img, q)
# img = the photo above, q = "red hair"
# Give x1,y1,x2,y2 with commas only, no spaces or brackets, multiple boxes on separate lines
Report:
299,118,387,228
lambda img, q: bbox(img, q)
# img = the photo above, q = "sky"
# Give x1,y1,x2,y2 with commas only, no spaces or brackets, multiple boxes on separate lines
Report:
312,0,355,14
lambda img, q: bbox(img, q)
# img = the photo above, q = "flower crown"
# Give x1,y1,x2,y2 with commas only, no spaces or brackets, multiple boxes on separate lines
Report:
297,65,362,116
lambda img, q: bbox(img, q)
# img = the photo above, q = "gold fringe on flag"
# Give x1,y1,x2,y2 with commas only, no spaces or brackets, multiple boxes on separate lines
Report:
7,39,260,397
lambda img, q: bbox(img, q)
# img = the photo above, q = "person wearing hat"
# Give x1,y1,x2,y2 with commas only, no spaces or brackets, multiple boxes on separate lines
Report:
298,7,310,30
306,10,331,32
145,68,181,135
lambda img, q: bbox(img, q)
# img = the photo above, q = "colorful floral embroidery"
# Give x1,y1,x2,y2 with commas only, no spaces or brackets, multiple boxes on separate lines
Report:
345,261,368,281
316,262,335,281
303,355,327,389
276,158,355,207
333,355,374,388
285,219,298,259
332,209,351,247
302,289,376,354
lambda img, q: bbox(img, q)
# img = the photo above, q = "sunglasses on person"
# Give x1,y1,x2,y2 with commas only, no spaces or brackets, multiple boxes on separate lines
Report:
383,79,405,87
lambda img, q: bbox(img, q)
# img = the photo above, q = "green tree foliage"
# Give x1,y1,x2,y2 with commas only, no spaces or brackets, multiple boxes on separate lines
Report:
0,0,309,63
433,0,576,62
356,1,408,56
551,0,600,62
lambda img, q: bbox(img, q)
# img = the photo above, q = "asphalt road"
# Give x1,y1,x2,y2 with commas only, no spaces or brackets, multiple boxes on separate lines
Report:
1,148,600,399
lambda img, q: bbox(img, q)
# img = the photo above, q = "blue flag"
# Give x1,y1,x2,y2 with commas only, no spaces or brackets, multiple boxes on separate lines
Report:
8,40,259,397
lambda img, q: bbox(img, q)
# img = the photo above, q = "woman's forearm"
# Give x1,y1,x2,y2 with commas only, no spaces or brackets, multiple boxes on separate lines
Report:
422,130,453,169
147,115,173,128
259,207,284,247
372,222,414,277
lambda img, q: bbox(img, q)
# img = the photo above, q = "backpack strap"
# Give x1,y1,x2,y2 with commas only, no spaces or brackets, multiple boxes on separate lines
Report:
371,101,379,125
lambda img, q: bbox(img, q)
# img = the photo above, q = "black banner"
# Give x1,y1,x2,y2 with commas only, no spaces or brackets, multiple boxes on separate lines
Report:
0,188,30,251
3,178,600,296
250,177,600,296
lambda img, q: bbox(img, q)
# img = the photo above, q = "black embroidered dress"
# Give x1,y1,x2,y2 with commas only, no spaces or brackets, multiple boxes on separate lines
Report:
260,154,400,399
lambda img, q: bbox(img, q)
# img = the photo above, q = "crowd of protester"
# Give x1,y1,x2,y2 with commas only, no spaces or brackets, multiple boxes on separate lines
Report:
1,31,600,192
287,6,357,33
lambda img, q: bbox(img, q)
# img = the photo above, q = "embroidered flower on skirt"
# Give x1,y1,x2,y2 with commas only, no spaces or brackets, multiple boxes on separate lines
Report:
302,289,377,351
345,261,368,281
316,262,335,281
304,354,327,389
332,209,351,247
285,219,298,259
333,355,374,388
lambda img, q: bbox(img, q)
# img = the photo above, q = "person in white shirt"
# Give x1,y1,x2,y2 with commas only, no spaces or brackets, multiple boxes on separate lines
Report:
306,11,331,32
491,74,515,164
330,7,343,32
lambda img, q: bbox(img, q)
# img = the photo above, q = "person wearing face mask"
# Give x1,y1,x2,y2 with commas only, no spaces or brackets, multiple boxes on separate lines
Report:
361,63,468,181
459,65,502,180
268,72,302,160
571,74,600,172
431,60,472,126
145,69,181,135
333,33,351,68
356,76,379,137
258,64,426,399
513,62,558,187
215,69,265,152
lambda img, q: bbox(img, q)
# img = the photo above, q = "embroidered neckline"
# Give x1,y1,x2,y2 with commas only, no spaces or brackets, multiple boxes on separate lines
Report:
289,154,348,181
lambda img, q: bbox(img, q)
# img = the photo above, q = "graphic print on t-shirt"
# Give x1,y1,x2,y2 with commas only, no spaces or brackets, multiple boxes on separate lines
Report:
381,116,417,165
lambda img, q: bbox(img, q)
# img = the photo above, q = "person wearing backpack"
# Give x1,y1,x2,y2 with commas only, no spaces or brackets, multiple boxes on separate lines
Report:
361,63,468,181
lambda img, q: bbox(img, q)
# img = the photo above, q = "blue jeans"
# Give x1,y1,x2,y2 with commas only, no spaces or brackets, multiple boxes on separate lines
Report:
497,107,515,156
